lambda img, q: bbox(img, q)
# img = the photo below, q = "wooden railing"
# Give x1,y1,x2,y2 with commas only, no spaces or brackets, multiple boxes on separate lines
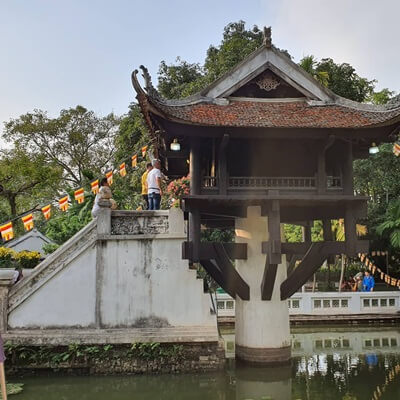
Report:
202,176,342,191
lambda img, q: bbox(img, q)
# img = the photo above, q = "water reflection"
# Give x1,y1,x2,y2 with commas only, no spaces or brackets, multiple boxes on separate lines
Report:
11,327,400,400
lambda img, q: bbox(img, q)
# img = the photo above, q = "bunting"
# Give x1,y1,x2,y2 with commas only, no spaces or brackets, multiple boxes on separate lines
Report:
21,214,34,231
59,196,69,212
119,162,127,177
131,154,138,168
358,253,400,288
91,179,99,195
0,222,14,241
0,142,153,242
74,188,85,204
106,170,113,185
42,205,51,220
393,142,400,157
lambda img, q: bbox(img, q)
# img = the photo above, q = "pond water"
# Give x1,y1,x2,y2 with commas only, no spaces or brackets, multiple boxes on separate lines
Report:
10,326,400,400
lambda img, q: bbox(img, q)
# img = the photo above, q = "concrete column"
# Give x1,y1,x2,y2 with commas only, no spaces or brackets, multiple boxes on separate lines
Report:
0,275,14,333
235,206,291,364
96,199,112,235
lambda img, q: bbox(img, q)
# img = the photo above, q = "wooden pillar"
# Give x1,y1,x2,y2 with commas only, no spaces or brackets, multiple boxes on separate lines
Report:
302,223,312,242
317,148,327,194
342,141,353,195
189,138,201,262
344,205,357,256
323,219,334,265
218,134,229,195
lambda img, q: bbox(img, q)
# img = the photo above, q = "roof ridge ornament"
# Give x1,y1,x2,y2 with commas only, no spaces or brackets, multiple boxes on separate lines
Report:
139,65,163,101
262,26,272,48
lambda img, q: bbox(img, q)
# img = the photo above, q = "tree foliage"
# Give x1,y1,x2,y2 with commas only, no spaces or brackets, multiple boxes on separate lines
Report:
3,106,120,187
0,147,62,216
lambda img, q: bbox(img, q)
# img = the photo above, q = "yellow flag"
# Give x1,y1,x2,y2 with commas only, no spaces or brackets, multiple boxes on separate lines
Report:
59,196,69,212
21,213,34,231
106,170,113,185
91,179,99,194
131,154,138,168
74,188,85,204
42,204,51,220
0,222,14,241
141,145,148,158
119,162,127,177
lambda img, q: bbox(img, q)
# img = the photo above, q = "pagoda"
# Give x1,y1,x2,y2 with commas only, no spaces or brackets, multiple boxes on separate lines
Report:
132,28,400,364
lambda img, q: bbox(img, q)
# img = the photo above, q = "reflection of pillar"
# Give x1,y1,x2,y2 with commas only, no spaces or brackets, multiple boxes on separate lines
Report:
236,364,292,400
235,206,291,364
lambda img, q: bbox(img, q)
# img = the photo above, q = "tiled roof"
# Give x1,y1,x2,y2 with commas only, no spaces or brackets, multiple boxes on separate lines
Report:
153,100,400,129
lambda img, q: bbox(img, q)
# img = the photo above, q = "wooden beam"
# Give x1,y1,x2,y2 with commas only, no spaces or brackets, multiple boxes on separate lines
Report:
261,258,278,301
280,243,328,300
213,243,250,300
200,259,237,299
182,242,247,260
262,240,369,255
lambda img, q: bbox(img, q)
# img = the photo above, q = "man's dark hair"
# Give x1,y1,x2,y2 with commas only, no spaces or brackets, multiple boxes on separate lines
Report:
100,178,108,186
146,163,153,169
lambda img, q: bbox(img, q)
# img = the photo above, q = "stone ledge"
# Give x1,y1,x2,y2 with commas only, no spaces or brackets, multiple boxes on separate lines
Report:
4,326,219,345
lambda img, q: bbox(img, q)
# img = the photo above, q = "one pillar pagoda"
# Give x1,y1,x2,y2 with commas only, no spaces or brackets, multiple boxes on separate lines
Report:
132,28,400,364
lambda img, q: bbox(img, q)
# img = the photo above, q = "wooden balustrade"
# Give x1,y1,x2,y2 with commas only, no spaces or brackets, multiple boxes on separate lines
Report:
201,176,342,191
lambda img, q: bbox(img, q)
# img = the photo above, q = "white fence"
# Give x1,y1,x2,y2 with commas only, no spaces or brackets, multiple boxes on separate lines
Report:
215,291,400,317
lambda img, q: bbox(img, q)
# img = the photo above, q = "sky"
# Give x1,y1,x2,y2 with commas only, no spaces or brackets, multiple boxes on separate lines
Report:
1,0,399,133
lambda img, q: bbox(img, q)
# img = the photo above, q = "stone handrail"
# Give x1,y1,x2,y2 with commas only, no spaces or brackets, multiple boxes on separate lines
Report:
8,219,97,312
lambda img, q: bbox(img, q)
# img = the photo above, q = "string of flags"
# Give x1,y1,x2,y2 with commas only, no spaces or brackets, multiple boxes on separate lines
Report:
358,253,400,289
0,145,150,243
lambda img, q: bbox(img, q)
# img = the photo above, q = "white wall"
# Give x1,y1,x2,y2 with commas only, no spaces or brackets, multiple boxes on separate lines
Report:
8,246,97,328
8,209,215,332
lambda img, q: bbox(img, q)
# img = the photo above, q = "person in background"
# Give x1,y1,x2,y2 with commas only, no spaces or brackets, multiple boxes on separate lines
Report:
362,270,375,292
91,178,109,218
147,159,162,210
352,272,363,292
141,163,153,210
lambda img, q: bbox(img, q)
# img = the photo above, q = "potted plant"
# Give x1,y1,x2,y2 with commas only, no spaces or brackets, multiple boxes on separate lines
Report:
0,247,18,282
14,250,41,278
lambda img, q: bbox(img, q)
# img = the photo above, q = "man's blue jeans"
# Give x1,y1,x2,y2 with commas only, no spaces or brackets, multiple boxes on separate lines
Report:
148,193,161,210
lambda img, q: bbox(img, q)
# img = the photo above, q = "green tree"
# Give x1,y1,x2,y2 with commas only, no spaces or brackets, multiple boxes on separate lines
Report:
315,58,375,102
158,21,264,99
3,106,120,187
0,148,62,217
376,200,400,249
298,55,329,86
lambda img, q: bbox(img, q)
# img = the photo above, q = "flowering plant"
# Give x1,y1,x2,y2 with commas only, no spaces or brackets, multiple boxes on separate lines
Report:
166,176,190,207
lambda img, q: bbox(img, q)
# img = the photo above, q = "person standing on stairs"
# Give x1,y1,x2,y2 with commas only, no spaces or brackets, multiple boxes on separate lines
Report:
141,163,153,210
147,159,162,210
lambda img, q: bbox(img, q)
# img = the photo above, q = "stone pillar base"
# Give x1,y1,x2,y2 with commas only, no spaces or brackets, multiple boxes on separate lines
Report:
236,344,291,365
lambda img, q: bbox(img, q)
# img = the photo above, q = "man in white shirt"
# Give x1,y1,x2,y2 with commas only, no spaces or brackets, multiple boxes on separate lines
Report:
147,159,162,210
